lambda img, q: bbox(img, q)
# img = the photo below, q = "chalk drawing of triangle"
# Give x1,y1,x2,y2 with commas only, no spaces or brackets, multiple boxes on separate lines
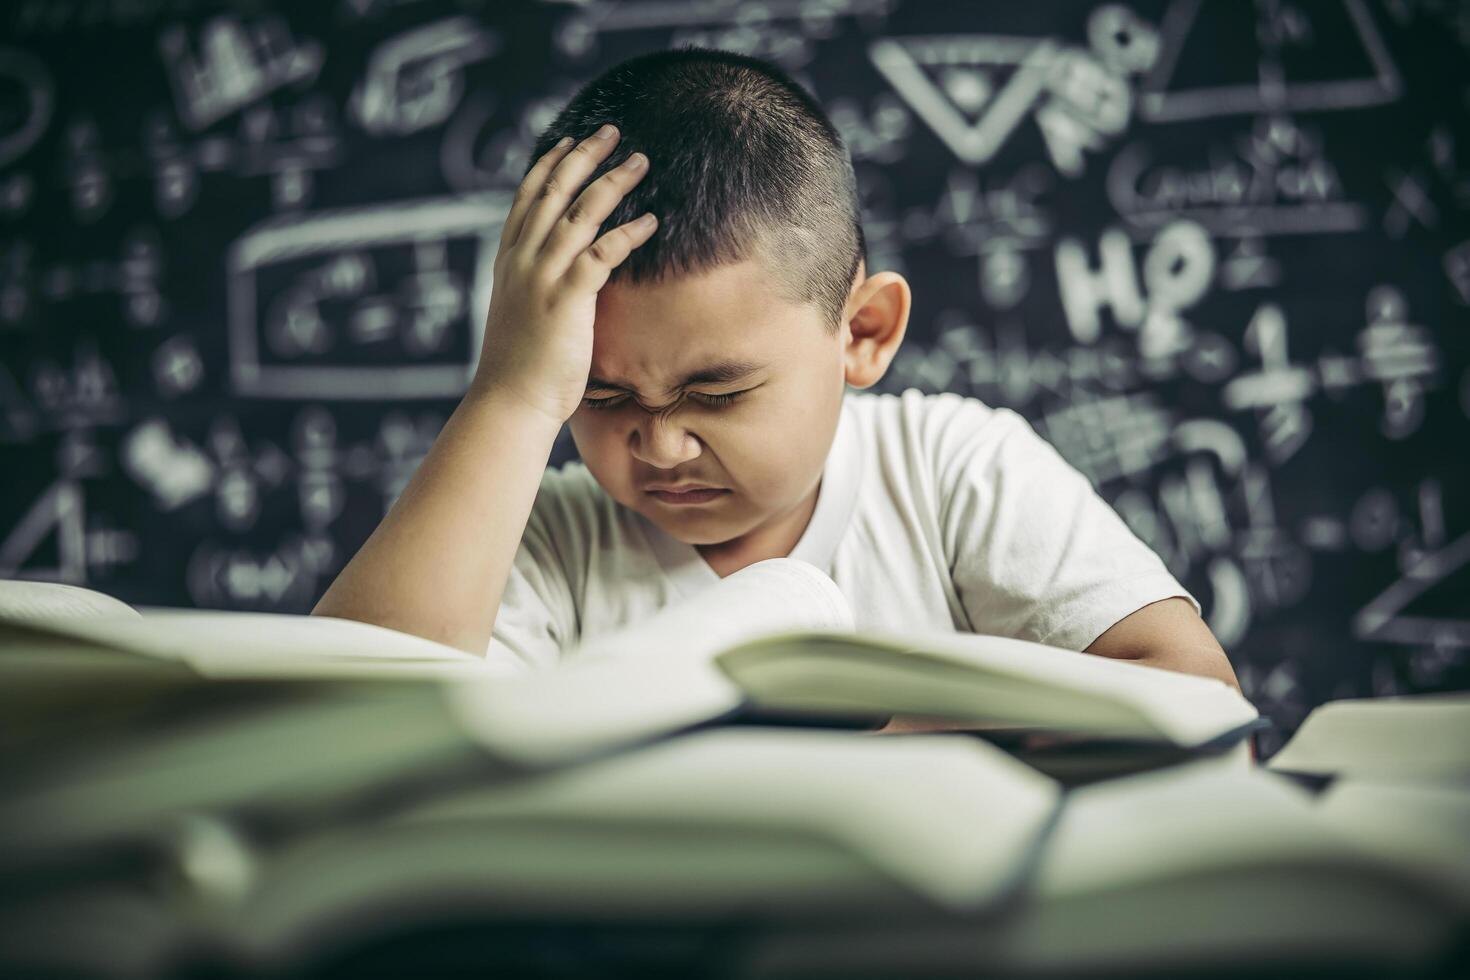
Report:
1352,531,1470,648
1140,0,1401,121
0,481,87,583
869,35,1060,165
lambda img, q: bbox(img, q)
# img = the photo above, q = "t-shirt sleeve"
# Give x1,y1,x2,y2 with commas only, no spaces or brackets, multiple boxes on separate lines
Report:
932,395,1200,651
486,474,580,671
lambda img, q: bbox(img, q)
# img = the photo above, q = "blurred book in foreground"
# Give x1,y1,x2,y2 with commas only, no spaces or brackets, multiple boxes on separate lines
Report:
1,571,1466,979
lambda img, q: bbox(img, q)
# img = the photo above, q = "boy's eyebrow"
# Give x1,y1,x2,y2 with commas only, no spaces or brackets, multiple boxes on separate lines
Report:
585,358,767,393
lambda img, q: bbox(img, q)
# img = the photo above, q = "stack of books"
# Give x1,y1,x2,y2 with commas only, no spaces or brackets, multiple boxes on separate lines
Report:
1,562,1465,979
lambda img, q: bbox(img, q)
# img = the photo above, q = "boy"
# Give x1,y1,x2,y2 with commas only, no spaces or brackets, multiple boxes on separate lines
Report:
313,45,1243,705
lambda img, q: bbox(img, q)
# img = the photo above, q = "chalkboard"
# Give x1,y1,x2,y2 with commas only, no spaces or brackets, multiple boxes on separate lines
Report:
1,0,1466,754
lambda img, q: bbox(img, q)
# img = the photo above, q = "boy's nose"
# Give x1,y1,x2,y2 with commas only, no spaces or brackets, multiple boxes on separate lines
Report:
628,413,702,468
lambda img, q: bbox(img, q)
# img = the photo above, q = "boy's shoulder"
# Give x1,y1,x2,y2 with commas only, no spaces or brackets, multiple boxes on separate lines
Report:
849,387,1030,456
850,386,1013,422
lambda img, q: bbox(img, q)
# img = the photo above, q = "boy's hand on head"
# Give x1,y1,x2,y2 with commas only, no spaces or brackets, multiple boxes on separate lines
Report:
473,124,657,426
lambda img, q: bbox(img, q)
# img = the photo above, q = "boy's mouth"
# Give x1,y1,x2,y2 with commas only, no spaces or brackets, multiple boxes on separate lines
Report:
646,482,723,492
646,487,730,505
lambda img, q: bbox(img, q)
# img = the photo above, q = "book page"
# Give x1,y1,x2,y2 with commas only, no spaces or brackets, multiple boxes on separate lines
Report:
1031,762,1365,898
448,558,856,766
717,627,1260,747
980,762,1462,973
568,556,855,664
0,580,140,620
401,727,1061,911
449,649,745,766
0,681,481,865
1312,780,1470,911
1,610,525,678
1266,693,1470,779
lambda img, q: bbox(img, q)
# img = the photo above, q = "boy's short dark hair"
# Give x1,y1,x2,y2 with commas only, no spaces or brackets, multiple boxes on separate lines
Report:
528,44,866,334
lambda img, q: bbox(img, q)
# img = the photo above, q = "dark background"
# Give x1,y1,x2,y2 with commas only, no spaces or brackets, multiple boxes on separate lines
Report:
2,0,1467,755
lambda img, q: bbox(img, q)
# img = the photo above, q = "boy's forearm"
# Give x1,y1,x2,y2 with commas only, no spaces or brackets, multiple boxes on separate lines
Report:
311,383,563,656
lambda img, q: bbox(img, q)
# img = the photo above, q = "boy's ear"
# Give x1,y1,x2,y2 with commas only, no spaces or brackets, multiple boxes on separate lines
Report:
842,269,911,390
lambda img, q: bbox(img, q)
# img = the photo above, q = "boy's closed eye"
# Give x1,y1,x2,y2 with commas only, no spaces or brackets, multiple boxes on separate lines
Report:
580,388,753,410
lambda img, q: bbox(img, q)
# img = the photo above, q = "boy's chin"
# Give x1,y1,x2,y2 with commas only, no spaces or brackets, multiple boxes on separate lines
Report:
640,502,745,545
648,518,731,546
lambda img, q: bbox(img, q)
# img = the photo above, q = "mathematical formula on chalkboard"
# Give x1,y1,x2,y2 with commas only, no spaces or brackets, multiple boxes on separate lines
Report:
1,0,1466,753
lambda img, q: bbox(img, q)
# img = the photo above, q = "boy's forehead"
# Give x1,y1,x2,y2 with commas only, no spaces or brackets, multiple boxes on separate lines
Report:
595,256,789,326
590,259,823,384
588,299,782,376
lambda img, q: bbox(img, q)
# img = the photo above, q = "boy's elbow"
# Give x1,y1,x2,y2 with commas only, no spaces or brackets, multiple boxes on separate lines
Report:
1085,597,1244,694
1133,645,1244,695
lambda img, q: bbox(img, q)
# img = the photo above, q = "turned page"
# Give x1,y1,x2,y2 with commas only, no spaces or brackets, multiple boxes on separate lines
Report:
1,607,524,678
1265,692,1470,779
452,557,855,765
715,627,1262,748
570,555,855,663
0,580,142,620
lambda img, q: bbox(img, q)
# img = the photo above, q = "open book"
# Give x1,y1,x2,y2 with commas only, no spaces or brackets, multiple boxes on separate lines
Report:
2,563,1258,896
5,731,1462,980
0,568,853,875
0,587,518,680
0,727,1065,978
226,729,1064,973
0,584,521,759
0,555,851,681
733,758,1470,979
3,577,1460,980
450,558,1265,766
1,562,1264,769
1264,691,1470,781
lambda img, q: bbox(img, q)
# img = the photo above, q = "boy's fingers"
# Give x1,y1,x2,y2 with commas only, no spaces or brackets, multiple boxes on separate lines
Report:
563,213,658,294
516,124,622,255
500,136,576,252
538,150,650,268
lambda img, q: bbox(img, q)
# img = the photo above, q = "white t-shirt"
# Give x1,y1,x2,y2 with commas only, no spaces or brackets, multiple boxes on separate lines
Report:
488,387,1199,671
